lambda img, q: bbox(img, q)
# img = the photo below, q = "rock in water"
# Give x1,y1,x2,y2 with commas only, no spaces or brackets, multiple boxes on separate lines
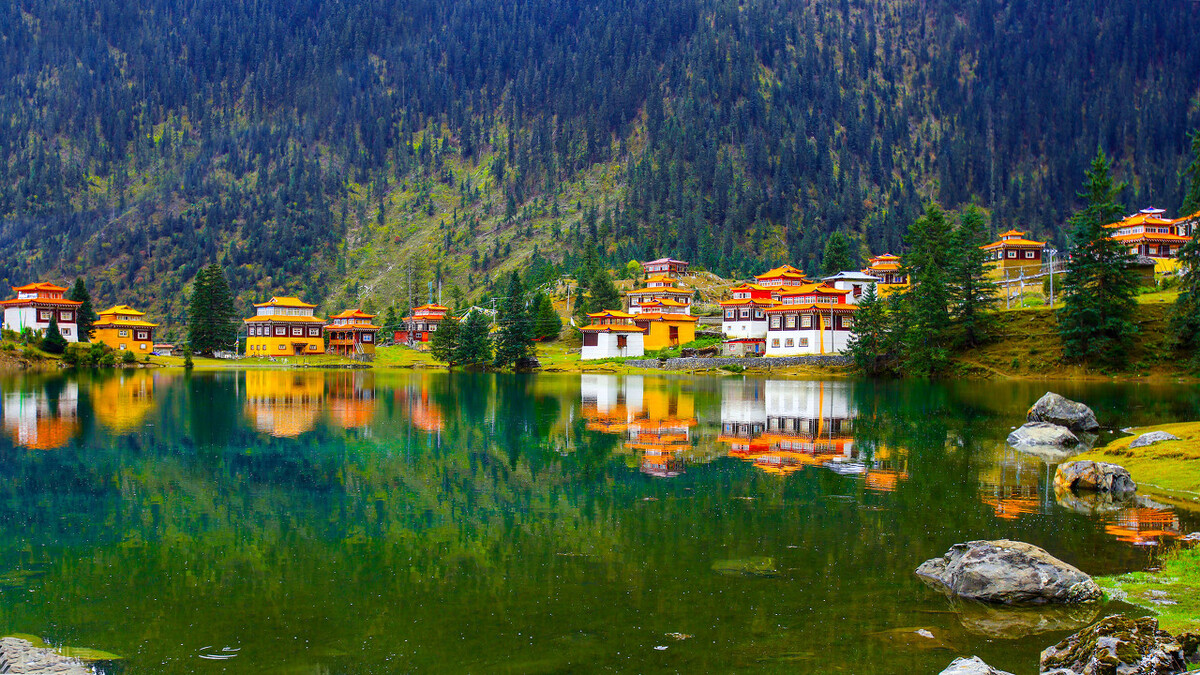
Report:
938,656,1015,675
1054,460,1137,494
0,637,94,675
1027,393,1100,432
1130,431,1181,449
1008,422,1080,448
915,540,1102,604
711,557,778,577
1039,615,1186,675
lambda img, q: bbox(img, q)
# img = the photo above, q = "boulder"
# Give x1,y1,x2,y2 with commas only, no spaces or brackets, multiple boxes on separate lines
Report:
1130,431,1181,449
1027,393,1100,432
1039,615,1187,675
1009,422,1080,449
1178,632,1200,663
1054,460,1137,494
0,637,93,675
915,539,1102,604
938,656,1015,675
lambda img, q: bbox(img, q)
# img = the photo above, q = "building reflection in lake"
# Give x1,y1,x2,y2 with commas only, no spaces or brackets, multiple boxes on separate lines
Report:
244,370,325,437
89,370,157,434
398,374,444,434
580,375,696,477
1,380,79,450
327,371,376,431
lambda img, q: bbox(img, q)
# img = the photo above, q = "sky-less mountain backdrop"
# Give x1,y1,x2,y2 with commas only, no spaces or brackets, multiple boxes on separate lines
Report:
1,0,1198,331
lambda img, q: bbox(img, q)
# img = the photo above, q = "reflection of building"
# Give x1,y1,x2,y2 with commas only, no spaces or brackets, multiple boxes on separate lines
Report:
398,377,444,433
245,297,326,356
1104,507,1181,546
92,305,158,353
90,371,156,433
581,375,697,478
1,382,79,449
326,371,376,429
1,282,81,341
244,370,325,437
979,447,1047,520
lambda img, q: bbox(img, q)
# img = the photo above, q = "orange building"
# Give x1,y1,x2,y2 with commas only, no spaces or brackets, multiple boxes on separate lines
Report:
397,304,450,344
324,309,381,358
862,254,908,294
625,275,694,315
1105,207,1193,259
981,230,1046,271
92,305,158,353
754,264,811,288
1,282,82,342
245,297,326,357
632,300,697,350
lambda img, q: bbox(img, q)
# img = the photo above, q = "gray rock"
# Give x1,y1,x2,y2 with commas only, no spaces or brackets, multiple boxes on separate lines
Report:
1027,393,1100,432
1130,431,1181,449
0,637,93,675
939,656,1015,675
1053,486,1135,515
915,539,1102,604
1008,422,1080,448
1039,615,1186,674
1054,460,1137,494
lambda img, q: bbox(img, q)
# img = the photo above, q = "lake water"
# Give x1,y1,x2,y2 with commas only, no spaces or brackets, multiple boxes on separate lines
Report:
0,370,1197,674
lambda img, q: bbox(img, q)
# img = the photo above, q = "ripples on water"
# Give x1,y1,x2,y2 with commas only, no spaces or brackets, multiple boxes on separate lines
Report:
0,369,1196,673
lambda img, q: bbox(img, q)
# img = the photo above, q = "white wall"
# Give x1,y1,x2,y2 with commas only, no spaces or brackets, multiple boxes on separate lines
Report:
3,306,79,342
581,332,645,360
722,319,768,339
764,328,851,356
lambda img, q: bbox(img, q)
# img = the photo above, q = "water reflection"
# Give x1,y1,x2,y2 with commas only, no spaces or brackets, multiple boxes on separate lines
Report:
243,370,325,437
88,370,156,434
580,375,697,477
1,380,78,449
327,371,376,431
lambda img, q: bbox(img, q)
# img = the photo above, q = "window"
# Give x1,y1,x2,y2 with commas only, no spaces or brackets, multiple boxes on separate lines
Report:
725,310,735,320
771,339,780,348
785,315,796,329
278,344,286,351
853,285,863,297
119,343,126,350
740,309,750,318
842,316,854,329
801,316,812,328
61,328,71,336
799,338,809,347
60,311,74,322
785,338,794,348
39,310,52,321
140,343,147,349
770,315,781,329
754,310,764,319
617,335,628,349
363,334,373,342
136,331,148,340
309,327,321,336
1025,250,1035,259
275,326,286,336
1007,250,1017,258
1149,246,1158,255
583,332,599,347
118,330,129,337
292,327,303,337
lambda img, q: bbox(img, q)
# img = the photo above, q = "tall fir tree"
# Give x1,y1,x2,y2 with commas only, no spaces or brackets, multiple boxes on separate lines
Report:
41,315,68,354
820,231,855,277
454,310,493,367
493,271,536,368
899,203,955,377
188,264,238,355
429,315,460,364
532,292,562,339
1058,149,1137,366
1169,129,1200,360
1182,129,1200,215
67,278,97,342
949,205,998,347
845,283,895,375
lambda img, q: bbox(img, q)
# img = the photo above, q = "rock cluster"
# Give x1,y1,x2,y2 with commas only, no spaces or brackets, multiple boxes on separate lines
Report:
1027,392,1101,432
0,637,93,675
1054,460,1137,494
915,540,1102,604
1040,615,1187,675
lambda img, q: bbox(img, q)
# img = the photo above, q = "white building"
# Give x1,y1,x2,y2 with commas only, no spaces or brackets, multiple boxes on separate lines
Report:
820,272,879,304
1,282,81,342
580,310,645,360
764,303,856,356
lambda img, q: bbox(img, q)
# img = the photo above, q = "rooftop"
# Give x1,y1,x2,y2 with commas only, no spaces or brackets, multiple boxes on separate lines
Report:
254,296,317,309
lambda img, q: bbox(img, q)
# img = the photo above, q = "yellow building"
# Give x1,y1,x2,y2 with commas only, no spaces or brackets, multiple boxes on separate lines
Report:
92,305,158,353
245,296,326,356
862,254,909,296
632,306,698,350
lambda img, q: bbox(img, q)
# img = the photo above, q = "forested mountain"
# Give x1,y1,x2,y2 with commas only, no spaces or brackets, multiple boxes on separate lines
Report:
1,0,1198,329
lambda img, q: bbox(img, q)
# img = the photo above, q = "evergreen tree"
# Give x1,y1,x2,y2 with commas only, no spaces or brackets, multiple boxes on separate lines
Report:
1182,129,1200,215
188,264,238,355
949,205,998,347
1171,131,1200,361
454,310,493,367
67,278,97,342
429,315,460,364
41,315,68,355
493,271,536,368
586,268,622,313
845,283,894,375
1058,149,1137,366
899,203,956,377
383,305,399,333
820,231,855,277
533,292,562,339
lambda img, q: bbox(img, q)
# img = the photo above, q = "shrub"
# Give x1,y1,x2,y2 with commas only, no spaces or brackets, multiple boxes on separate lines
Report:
99,352,117,367
122,350,137,364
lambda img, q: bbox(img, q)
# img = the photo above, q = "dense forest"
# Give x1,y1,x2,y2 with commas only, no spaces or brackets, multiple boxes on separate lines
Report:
1,0,1198,329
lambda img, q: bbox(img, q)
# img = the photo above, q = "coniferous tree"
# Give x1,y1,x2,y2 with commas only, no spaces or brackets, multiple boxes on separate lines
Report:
1169,130,1200,359
899,203,955,377
846,283,894,375
67,278,97,341
532,292,562,339
454,310,493,367
429,315,460,364
820,232,855,277
949,205,998,347
587,268,622,313
1058,149,1137,366
493,271,536,368
1182,129,1200,215
41,315,68,354
188,264,238,355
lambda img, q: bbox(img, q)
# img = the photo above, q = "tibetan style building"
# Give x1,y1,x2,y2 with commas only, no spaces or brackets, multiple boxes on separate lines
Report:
641,258,690,278
861,255,908,294
981,230,1046,270
625,275,694,315
397,304,450,344
92,305,158,353
1105,207,1193,259
763,285,856,356
324,309,381,358
754,265,810,288
632,301,697,350
580,310,645,359
1,282,81,342
245,297,326,356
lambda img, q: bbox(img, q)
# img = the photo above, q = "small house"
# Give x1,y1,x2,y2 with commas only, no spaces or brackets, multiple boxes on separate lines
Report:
861,255,908,294
1,282,81,342
722,338,766,357
764,299,857,356
820,272,879,304
754,265,811,288
981,230,1046,271
633,307,697,350
641,257,690,278
396,304,450,344
625,276,694,315
1105,207,1193,259
324,309,381,358
580,310,645,360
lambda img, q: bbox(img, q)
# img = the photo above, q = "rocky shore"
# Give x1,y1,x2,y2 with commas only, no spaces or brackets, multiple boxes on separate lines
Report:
0,637,92,674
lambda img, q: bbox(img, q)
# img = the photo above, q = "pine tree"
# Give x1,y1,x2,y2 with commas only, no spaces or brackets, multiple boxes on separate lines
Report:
493,271,536,368
1058,149,1137,366
1169,130,1200,359
587,268,622,313
67,278,97,342
899,203,955,377
820,231,855,277
454,310,493,367
41,315,68,355
1182,129,1200,215
187,266,213,354
383,305,399,333
845,283,894,375
533,292,562,339
188,264,238,355
429,315,460,364
949,205,998,347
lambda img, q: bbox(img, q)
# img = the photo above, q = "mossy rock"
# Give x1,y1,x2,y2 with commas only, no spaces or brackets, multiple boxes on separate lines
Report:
1039,614,1186,674
711,556,778,577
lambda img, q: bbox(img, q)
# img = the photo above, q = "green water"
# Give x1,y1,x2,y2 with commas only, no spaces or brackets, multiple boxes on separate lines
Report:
0,370,1197,674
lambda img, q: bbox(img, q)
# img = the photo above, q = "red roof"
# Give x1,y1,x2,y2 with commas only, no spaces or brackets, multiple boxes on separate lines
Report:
11,282,68,293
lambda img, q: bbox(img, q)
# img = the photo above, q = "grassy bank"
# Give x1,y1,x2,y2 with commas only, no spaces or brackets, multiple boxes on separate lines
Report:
1074,422,1200,507
1097,545,1200,635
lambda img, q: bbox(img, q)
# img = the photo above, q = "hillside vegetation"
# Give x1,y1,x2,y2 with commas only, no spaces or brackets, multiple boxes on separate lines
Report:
1,0,1199,334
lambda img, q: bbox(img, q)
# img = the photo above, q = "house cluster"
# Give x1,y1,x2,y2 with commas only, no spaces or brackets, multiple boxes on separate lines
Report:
1,283,383,359
580,258,699,359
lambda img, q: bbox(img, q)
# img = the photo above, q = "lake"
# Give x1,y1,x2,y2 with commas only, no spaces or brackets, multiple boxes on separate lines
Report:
0,369,1196,674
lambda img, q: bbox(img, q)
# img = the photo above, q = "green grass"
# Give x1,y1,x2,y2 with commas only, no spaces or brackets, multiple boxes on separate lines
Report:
1075,421,1200,504
1097,546,1200,635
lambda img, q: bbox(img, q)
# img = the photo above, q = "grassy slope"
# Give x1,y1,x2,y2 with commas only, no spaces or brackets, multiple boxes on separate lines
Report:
1097,546,1200,635
1075,421,1200,505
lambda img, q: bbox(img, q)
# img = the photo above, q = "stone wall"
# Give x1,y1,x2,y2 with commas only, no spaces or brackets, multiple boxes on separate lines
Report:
623,355,851,370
